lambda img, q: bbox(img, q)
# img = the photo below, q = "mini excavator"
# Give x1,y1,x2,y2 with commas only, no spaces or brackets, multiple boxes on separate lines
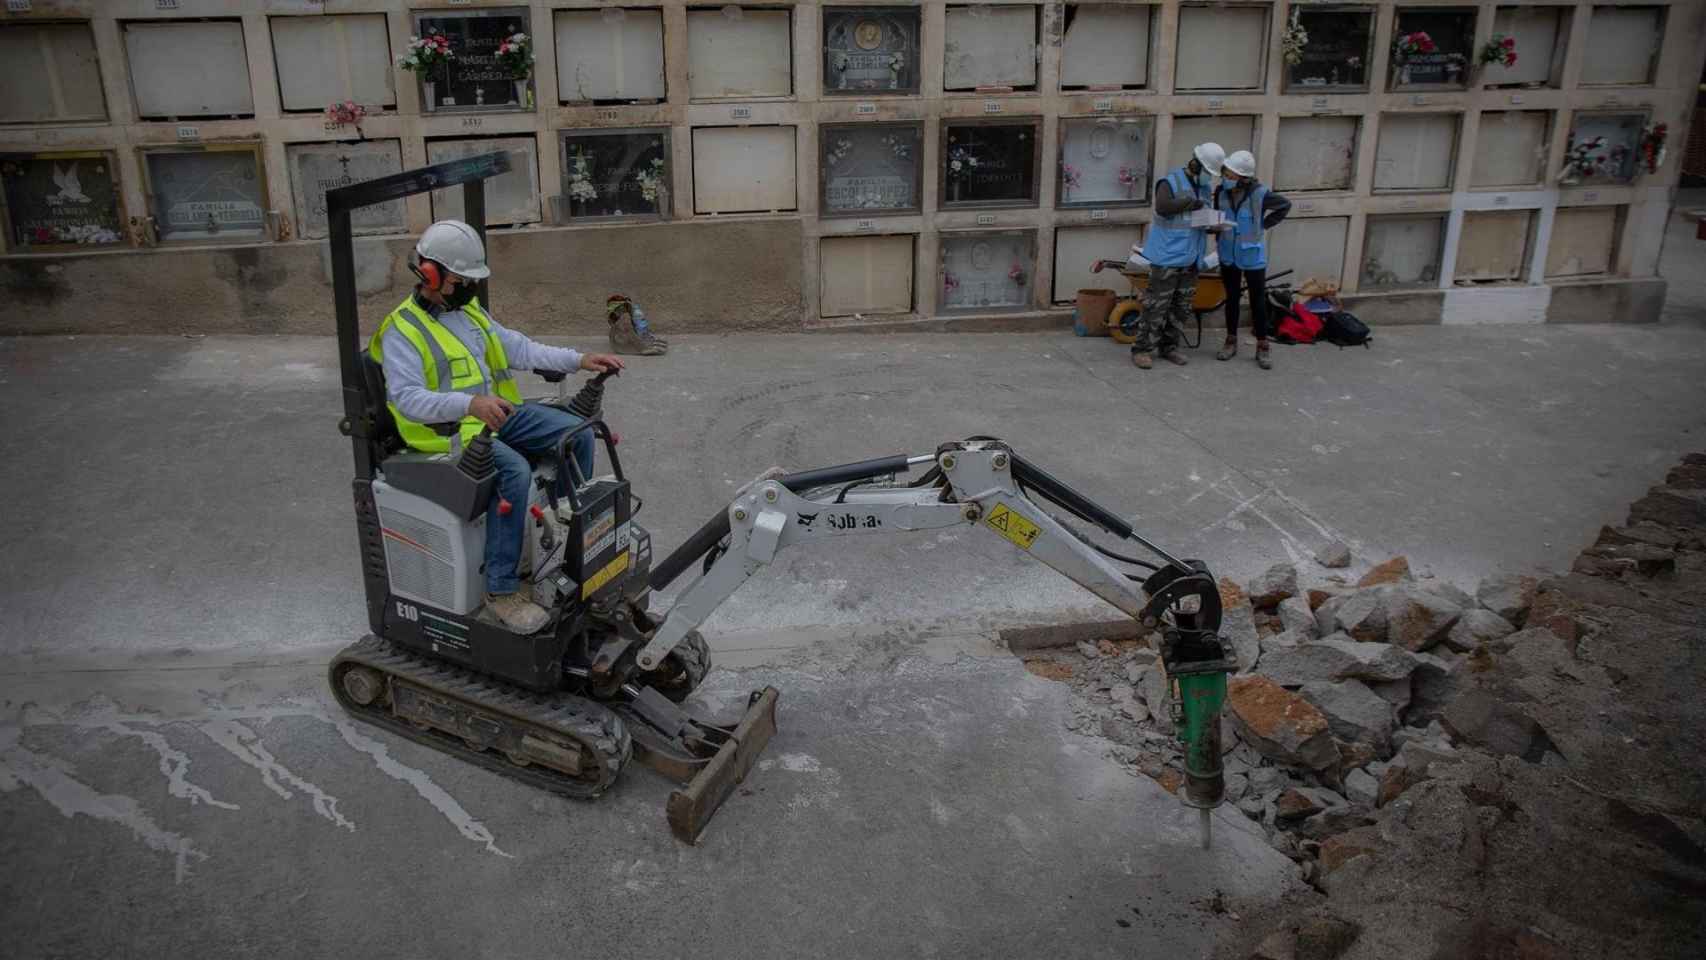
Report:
326,154,1236,844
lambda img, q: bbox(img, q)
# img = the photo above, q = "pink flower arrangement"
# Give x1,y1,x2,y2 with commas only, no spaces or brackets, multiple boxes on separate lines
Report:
397,32,453,74
324,100,366,126
1392,31,1436,64
1479,34,1518,69
1061,163,1082,191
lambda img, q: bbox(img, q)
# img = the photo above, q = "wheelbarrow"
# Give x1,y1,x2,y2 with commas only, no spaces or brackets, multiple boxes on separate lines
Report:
1090,259,1227,347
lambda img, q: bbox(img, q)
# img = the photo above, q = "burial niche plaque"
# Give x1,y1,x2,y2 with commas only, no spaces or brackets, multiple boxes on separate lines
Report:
1,151,123,248
821,122,921,215
823,8,920,95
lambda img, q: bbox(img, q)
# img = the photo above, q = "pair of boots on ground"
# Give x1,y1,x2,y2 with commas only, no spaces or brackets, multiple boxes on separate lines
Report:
1130,332,1272,370
607,295,668,356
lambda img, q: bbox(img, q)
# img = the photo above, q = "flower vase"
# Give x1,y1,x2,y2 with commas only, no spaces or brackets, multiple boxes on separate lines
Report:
1399,63,1411,85
513,79,528,105
950,180,962,203
423,80,437,111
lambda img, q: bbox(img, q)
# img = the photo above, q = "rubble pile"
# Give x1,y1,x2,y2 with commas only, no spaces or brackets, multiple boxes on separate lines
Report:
1031,453,1706,959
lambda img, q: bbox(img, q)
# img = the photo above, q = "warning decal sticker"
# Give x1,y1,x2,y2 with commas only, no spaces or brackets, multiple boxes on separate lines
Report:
984,503,1042,550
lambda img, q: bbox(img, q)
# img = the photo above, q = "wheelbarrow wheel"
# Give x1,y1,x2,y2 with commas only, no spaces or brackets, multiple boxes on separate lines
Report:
1107,299,1142,345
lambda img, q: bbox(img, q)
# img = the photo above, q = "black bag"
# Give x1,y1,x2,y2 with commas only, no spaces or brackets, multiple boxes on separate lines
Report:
1320,310,1372,348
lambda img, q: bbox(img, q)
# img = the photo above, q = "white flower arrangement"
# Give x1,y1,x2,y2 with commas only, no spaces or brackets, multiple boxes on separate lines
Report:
634,158,667,204
567,155,598,203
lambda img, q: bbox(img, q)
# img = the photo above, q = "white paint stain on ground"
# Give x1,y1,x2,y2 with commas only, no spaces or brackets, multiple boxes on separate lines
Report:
331,717,512,858
67,705,239,812
200,719,353,831
0,723,205,884
777,752,822,773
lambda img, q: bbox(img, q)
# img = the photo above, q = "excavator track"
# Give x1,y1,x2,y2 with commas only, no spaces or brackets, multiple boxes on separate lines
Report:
329,635,631,799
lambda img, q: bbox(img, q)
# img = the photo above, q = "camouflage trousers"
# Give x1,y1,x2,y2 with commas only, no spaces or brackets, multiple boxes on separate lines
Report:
1124,264,1196,355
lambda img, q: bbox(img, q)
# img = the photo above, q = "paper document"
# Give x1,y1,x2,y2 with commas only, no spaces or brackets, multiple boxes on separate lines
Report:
1187,208,1228,228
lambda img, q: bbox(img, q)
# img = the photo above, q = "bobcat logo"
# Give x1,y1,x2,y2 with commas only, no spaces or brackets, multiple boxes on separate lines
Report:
797,512,818,528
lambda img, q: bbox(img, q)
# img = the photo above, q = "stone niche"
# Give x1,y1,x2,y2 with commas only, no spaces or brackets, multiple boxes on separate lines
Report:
820,122,922,216
143,145,269,242
1561,113,1643,185
1175,4,1268,91
124,20,254,119
1053,223,1142,303
554,8,667,103
943,4,1038,91
688,6,793,98
823,7,921,95
414,8,535,111
271,14,396,112
1167,115,1256,172
559,128,671,221
1546,206,1619,279
0,22,106,123
1483,5,1569,89
939,230,1036,311
1374,113,1459,192
1471,111,1550,188
1268,217,1348,286
426,136,542,226
1057,117,1153,207
1275,116,1359,192
0,151,125,249
820,234,915,317
941,120,1039,207
1579,5,1663,86
692,125,798,214
1361,215,1444,290
1455,209,1533,283
1390,7,1476,89
1060,4,1154,90
287,140,407,240
1285,6,1374,92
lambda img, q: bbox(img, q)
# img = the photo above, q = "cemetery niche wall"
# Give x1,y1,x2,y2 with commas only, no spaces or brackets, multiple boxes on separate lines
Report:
1285,7,1374,91
823,8,921,95
142,145,268,242
820,122,922,216
1056,116,1153,207
0,152,124,249
941,120,1039,207
413,8,534,111
1059,5,1153,90
1560,113,1645,185
554,9,668,104
559,128,671,220
1361,214,1444,289
426,136,542,225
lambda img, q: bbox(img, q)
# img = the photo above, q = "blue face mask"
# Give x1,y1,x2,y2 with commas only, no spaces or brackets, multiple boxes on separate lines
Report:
1192,168,1214,188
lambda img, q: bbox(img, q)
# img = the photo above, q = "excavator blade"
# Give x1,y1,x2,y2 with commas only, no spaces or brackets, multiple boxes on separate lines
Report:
660,686,779,844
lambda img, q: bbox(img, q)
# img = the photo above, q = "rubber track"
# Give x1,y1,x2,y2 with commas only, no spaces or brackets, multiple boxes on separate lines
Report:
329,635,632,800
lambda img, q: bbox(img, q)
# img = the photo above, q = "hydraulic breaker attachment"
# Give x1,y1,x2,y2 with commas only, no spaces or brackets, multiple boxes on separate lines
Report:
1146,564,1238,848
615,684,780,843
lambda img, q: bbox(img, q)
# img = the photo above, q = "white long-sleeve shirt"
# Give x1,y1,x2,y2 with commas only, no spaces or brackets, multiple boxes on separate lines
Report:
380,297,584,425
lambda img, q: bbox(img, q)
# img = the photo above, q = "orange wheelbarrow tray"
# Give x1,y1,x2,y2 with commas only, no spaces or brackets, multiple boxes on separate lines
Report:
1091,260,1227,345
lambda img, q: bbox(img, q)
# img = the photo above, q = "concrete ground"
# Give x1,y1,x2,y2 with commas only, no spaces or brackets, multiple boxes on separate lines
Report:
0,199,1702,958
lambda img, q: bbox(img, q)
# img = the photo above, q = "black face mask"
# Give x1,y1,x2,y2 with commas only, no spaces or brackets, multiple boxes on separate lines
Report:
441,282,477,311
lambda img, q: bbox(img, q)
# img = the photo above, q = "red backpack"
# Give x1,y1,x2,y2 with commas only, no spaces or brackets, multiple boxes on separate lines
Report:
1273,303,1324,345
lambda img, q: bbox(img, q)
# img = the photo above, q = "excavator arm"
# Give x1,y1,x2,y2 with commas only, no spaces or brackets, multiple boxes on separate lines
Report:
638,440,1236,839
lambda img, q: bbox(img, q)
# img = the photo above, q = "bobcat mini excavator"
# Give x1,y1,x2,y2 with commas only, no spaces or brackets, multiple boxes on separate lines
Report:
326,154,1237,845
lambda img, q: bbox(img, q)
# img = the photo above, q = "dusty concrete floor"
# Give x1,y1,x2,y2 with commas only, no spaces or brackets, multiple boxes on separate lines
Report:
0,198,1702,958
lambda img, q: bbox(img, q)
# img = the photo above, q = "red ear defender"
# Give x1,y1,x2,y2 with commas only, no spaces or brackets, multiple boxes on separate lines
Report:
417,260,443,291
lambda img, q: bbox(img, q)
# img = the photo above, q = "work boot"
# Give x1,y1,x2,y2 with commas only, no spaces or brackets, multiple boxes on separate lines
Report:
1216,338,1238,361
487,592,550,634
1161,348,1189,366
1255,341,1273,370
1131,351,1153,370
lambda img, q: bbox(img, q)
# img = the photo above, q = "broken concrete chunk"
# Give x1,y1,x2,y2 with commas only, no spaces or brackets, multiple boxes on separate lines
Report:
1298,679,1395,749
1627,486,1706,530
1369,677,1413,716
1317,826,1381,874
1227,676,1340,771
1248,765,1291,795
1443,608,1516,653
1248,562,1300,609
1250,928,1298,960
1333,588,1390,643
1297,808,1373,842
1258,634,1421,686
1277,597,1318,638
1406,651,1465,725
1440,688,1557,762
1222,604,1261,673
1076,639,1103,660
1294,915,1362,960
1423,579,1475,610
1381,585,1462,652
1275,787,1337,821
1476,574,1538,625
1356,556,1411,588
1343,767,1379,807
1313,540,1352,569
1313,594,1346,636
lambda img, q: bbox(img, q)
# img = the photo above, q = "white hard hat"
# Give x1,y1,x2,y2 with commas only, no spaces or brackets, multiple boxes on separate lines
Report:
1192,142,1226,177
415,219,490,280
1225,150,1257,178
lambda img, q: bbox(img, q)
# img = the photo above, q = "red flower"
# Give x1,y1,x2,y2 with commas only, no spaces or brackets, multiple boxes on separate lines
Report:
1502,36,1515,48
33,227,52,243
1506,53,1518,67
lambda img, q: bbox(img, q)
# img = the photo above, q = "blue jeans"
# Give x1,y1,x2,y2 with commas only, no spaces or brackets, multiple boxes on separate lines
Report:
485,402,595,594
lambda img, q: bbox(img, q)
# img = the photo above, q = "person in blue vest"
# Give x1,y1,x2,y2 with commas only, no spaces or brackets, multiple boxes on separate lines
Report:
371,220,626,634
1212,150,1292,370
1125,142,1225,370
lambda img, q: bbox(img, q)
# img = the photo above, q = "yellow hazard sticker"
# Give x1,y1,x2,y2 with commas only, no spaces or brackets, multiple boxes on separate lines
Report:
582,549,631,599
984,503,1042,550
